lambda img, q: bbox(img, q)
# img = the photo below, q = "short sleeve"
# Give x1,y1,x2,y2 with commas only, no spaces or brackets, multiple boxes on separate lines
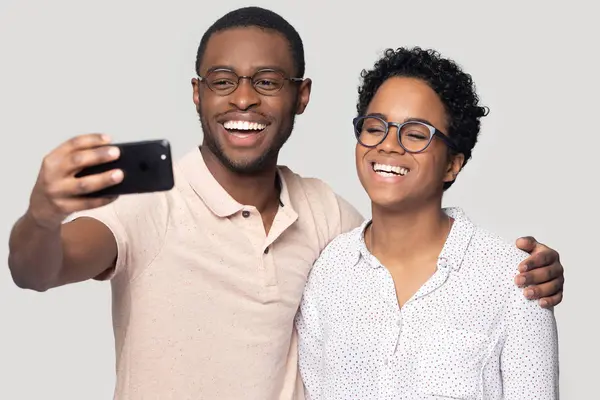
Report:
288,173,366,252
335,194,365,234
67,191,170,281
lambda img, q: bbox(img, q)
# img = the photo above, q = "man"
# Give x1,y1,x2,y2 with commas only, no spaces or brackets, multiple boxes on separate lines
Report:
8,6,565,400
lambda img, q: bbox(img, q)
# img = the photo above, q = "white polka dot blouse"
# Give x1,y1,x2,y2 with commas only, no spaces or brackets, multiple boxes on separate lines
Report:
295,207,559,399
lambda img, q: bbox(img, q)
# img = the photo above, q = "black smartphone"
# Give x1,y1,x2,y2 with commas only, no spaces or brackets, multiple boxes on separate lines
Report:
75,139,175,197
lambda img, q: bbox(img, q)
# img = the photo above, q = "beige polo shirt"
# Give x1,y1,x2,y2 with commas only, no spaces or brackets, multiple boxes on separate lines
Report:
73,147,364,400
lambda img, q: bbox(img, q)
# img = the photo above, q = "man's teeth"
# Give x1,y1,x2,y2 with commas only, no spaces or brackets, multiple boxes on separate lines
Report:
223,120,266,131
373,163,409,176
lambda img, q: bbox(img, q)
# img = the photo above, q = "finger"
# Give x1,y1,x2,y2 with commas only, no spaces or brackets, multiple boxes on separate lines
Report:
41,143,119,183
47,134,112,160
65,145,121,175
515,236,537,253
539,292,563,309
515,262,562,287
517,249,556,273
49,168,124,197
521,276,564,300
61,133,113,154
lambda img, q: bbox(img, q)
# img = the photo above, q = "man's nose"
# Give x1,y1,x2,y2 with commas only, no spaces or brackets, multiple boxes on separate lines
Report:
229,78,261,110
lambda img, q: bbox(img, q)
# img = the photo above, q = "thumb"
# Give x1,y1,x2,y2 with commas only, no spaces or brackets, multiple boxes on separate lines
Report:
515,236,537,253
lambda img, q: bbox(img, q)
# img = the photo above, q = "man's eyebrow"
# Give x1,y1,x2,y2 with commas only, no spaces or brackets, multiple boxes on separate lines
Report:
204,65,288,74
205,65,235,74
253,65,288,73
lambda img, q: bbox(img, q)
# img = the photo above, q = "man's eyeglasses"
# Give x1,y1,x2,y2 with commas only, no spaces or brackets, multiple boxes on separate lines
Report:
352,115,458,153
197,68,303,96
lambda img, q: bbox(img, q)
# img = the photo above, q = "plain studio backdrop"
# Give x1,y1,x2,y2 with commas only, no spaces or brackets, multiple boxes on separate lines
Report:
0,0,597,398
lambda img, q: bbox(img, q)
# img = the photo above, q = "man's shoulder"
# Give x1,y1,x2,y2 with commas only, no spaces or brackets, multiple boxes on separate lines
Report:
278,166,366,247
278,166,365,232
277,165,335,196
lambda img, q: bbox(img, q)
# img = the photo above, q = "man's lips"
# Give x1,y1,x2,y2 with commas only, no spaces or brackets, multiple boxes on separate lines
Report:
222,120,267,131
217,121,269,148
217,113,271,133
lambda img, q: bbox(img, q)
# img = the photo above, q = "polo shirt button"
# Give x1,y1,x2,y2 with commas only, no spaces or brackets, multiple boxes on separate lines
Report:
242,210,250,218
264,247,269,254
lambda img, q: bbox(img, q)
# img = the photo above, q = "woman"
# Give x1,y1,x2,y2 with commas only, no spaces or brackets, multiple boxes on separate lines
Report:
295,47,558,399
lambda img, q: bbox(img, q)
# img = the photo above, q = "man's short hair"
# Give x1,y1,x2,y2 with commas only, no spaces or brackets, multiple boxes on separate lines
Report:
195,6,305,77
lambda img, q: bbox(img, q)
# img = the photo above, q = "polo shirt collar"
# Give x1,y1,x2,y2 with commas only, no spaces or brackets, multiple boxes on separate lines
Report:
178,147,289,218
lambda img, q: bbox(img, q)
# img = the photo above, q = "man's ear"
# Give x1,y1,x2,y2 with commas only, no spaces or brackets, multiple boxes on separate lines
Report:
295,78,312,115
192,78,201,108
443,152,465,184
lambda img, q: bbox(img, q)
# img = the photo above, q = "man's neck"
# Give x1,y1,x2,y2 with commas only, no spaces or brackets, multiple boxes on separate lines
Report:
200,146,280,215
367,199,452,268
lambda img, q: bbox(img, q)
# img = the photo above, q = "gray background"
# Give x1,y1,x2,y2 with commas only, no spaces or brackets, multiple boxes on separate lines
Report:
0,0,596,398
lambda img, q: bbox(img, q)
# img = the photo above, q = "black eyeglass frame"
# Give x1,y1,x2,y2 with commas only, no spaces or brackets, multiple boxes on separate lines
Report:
352,115,458,153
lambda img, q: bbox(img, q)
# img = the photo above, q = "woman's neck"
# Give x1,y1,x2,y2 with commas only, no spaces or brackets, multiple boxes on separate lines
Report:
366,200,452,268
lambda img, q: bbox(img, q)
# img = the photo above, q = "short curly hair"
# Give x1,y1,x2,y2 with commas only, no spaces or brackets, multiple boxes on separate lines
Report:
357,47,489,189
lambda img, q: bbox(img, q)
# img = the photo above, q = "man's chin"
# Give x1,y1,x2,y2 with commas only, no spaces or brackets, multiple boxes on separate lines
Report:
214,146,274,175
200,118,288,175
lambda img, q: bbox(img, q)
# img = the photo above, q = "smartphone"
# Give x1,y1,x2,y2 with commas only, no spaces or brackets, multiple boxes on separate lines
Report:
75,139,175,197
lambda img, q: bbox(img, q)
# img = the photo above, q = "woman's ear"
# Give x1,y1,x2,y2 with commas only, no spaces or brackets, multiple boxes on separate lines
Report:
443,152,465,184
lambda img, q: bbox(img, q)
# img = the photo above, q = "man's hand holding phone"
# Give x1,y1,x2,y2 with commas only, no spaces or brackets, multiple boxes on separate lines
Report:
27,133,123,229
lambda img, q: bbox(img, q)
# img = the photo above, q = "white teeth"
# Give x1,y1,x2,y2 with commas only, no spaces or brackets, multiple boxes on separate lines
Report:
223,120,266,131
373,163,409,176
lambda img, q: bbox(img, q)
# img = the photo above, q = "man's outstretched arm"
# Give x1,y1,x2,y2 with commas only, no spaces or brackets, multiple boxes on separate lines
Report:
9,215,118,291
8,133,123,291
